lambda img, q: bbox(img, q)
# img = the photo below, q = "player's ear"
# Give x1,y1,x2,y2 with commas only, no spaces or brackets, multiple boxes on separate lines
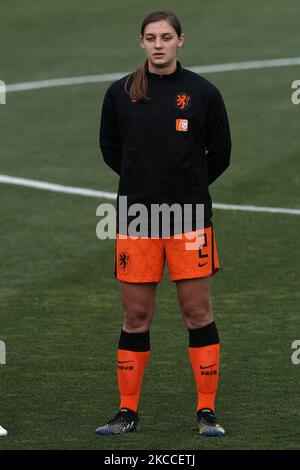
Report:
178,33,184,48
139,35,145,49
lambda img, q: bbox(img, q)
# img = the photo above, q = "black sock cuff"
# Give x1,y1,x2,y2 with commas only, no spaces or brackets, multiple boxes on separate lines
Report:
118,329,150,352
188,321,220,348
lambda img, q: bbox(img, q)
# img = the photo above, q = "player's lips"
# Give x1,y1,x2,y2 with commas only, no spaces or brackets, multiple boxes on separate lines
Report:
153,53,165,57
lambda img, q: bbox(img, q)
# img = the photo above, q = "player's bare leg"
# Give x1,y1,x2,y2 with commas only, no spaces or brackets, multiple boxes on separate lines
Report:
119,281,157,332
176,276,213,329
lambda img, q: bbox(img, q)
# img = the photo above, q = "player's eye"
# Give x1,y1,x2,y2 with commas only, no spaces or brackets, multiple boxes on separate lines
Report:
145,36,173,41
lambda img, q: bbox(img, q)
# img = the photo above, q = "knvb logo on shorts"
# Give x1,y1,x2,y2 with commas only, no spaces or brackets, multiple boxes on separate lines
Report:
0,80,6,104
96,196,205,250
0,341,6,364
119,251,131,272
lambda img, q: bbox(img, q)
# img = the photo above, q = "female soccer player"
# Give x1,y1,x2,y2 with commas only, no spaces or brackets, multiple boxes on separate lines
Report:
96,10,231,437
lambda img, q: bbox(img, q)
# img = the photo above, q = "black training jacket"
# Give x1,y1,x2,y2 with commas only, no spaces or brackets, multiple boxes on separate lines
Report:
99,60,231,233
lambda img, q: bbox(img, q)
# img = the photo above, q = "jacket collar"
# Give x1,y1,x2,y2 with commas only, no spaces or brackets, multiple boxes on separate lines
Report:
145,60,182,80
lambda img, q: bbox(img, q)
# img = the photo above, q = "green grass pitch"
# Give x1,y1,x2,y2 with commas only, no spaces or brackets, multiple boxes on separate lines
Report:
0,0,299,450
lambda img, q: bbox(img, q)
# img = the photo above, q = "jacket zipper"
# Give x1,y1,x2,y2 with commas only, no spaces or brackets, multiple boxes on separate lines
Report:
154,80,163,201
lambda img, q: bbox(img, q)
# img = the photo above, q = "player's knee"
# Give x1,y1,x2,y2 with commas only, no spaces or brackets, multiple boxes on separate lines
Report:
123,307,152,331
181,305,212,329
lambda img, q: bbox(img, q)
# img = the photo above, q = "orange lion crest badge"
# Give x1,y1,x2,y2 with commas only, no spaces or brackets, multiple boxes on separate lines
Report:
119,251,131,273
176,92,191,110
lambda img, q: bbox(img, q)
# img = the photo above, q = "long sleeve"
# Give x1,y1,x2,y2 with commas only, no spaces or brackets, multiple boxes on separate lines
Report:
204,86,232,185
99,86,122,175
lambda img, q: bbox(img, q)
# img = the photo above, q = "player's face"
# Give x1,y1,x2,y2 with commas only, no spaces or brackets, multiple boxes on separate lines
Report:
140,20,184,69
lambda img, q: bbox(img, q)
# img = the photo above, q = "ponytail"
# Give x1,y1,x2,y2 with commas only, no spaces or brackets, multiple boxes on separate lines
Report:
124,59,151,103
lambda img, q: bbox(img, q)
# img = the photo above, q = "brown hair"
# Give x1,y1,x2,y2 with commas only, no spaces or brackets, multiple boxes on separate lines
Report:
124,10,182,103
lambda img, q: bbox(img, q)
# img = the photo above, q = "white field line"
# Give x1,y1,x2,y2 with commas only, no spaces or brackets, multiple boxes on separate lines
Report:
0,174,299,216
0,175,117,200
5,57,300,93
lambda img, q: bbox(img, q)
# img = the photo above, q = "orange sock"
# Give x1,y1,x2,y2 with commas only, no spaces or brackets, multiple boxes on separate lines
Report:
118,348,150,412
189,343,220,411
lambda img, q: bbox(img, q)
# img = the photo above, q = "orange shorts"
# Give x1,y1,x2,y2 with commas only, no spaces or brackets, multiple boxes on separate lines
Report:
114,226,220,283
